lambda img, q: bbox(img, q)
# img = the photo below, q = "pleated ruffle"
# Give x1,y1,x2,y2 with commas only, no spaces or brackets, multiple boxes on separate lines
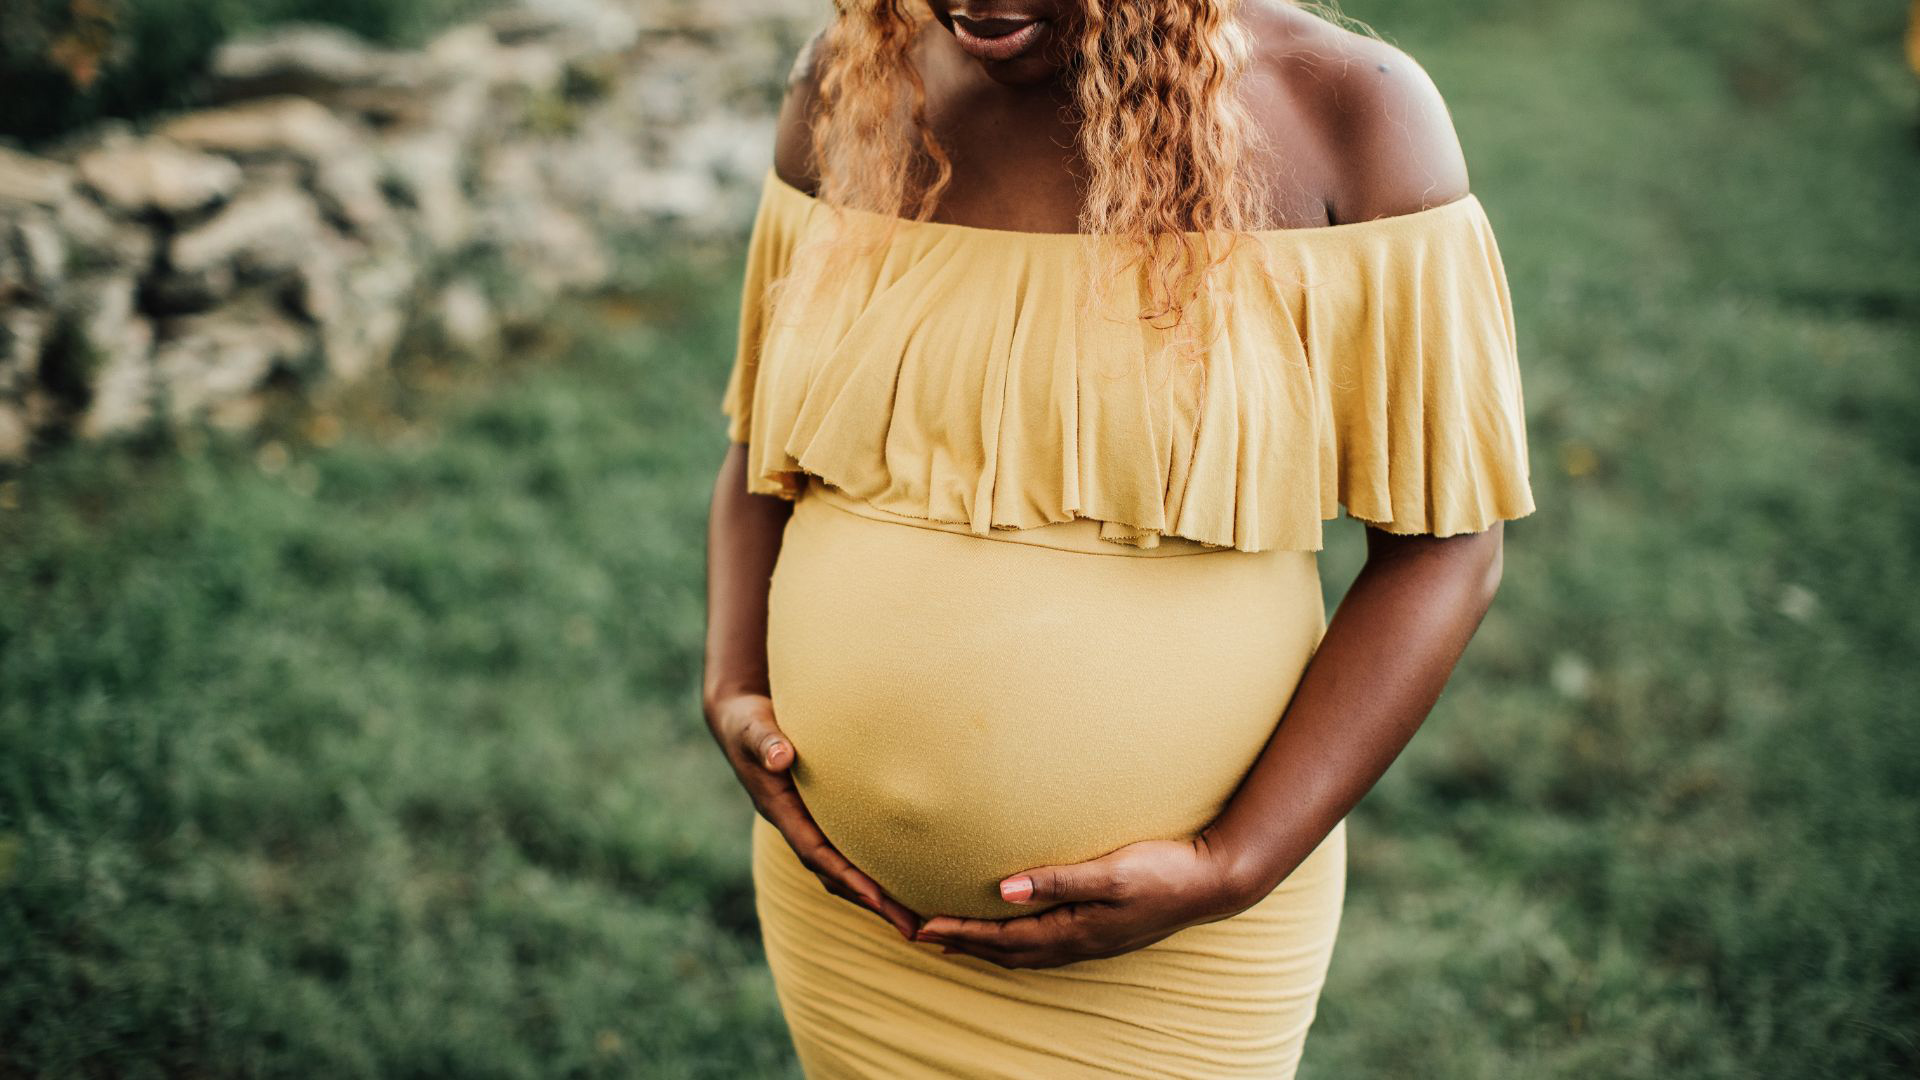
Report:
721,168,1534,552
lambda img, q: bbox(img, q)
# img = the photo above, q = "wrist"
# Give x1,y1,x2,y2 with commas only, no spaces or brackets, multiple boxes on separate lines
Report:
1198,822,1292,918
701,677,770,717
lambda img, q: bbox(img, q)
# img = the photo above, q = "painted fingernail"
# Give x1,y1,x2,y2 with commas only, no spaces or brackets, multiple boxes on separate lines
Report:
1000,875,1033,903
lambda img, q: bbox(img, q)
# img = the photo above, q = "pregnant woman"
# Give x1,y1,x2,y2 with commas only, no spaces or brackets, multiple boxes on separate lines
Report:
703,1,1534,1075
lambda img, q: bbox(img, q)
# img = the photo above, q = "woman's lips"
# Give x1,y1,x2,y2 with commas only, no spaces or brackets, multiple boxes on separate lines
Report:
950,15,1048,63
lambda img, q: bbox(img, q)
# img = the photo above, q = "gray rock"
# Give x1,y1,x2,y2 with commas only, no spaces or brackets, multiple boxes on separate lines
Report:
433,279,496,354
0,147,74,209
67,276,156,439
312,150,392,236
170,185,326,278
0,0,820,455
488,43,566,93
618,36,710,127
32,274,155,441
476,140,546,205
212,26,439,126
78,315,157,439
20,387,61,432
204,391,269,432
0,401,28,462
675,113,776,187
159,96,359,164
482,202,610,297
383,132,470,252
421,77,492,143
211,24,417,97
153,302,310,421
319,255,416,380
290,237,346,324
424,24,499,78
62,272,138,353
54,194,157,274
143,265,238,315
76,139,244,216
633,0,818,33
542,124,660,222
1,308,48,393
7,212,67,295
0,222,23,303
487,0,639,52
619,165,718,222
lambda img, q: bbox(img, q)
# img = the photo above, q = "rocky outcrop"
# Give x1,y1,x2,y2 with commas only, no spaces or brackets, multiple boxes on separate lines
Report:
0,0,815,462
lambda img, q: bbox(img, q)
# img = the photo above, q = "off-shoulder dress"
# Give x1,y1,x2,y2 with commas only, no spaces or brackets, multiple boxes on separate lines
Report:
719,168,1535,1079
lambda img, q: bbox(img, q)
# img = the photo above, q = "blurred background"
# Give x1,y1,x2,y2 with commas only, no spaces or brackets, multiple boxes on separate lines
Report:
1,0,1916,1076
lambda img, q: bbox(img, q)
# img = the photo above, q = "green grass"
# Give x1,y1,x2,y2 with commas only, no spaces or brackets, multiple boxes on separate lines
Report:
0,265,790,1077
3,0,1918,1076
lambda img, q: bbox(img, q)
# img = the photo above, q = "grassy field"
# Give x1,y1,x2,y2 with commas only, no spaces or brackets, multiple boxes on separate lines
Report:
3,0,1918,1077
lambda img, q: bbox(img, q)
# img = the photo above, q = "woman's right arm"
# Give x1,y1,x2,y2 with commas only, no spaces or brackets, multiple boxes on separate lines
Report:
700,411,922,945
697,26,923,943
701,443,789,722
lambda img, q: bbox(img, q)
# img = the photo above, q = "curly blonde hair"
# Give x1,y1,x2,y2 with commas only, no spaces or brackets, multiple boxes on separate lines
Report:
796,0,1277,348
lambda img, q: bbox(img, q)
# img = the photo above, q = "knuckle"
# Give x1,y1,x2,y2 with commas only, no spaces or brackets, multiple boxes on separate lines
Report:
721,702,759,738
752,732,782,763
1025,872,1053,901
732,710,776,746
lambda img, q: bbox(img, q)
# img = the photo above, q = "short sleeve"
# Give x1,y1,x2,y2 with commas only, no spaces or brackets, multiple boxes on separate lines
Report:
720,170,809,445
1306,196,1536,537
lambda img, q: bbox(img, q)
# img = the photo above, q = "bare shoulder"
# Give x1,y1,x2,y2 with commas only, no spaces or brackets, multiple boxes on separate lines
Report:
772,24,834,195
1241,1,1471,223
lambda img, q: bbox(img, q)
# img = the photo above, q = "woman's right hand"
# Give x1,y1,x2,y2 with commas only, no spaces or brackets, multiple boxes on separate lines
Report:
706,692,923,941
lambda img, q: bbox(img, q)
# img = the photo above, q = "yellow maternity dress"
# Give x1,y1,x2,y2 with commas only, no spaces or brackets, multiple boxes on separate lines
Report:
720,169,1535,1078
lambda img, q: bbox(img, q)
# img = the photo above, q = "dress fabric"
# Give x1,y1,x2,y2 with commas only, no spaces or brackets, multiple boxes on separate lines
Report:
721,168,1535,1078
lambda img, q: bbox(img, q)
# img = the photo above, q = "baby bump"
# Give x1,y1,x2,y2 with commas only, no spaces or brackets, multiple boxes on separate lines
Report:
766,486,1327,919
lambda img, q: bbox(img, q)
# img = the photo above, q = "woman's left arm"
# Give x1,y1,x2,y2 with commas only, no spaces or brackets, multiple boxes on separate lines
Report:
1201,523,1505,902
914,524,1505,967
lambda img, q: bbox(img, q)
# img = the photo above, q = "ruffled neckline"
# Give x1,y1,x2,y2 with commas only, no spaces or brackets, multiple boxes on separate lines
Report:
723,167,1536,553
763,168,1491,246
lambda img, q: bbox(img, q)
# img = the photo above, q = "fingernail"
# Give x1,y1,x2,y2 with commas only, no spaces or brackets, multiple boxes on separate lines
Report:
1000,875,1033,903
941,946,958,954
765,741,787,766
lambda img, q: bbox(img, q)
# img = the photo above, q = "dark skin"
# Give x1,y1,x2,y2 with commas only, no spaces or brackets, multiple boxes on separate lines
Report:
703,0,1507,968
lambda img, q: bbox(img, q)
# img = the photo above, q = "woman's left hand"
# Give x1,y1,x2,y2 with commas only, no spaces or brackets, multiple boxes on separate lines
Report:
910,833,1254,969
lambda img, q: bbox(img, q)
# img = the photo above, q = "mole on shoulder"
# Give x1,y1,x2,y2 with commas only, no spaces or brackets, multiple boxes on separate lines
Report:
1376,63,1390,73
